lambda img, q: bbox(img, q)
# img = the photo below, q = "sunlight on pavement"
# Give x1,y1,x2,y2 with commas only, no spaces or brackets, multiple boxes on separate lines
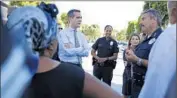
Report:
83,51,125,94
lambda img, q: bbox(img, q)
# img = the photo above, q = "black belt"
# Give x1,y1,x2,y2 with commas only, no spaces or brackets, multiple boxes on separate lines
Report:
93,60,116,69
132,65,146,87
132,72,145,87
132,63,147,75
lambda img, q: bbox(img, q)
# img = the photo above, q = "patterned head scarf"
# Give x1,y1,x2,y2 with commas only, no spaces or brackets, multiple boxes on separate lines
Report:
1,6,39,98
7,6,58,53
3,6,58,98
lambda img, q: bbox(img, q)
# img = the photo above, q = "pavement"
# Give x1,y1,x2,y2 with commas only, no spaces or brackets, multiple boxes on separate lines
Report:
82,51,125,94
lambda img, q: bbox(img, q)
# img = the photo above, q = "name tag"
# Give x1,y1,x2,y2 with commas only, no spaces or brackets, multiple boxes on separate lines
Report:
148,38,156,44
110,41,114,46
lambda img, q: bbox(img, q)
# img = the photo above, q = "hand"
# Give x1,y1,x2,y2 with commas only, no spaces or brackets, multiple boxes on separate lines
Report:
125,49,138,62
97,57,107,63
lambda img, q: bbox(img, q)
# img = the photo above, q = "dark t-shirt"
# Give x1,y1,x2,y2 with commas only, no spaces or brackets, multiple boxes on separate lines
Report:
22,63,85,98
92,37,119,57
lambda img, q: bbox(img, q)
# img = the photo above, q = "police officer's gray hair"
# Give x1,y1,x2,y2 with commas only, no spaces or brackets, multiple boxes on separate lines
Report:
168,1,177,13
142,9,162,26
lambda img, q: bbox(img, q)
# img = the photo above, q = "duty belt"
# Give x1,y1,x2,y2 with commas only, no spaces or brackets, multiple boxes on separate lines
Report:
132,72,145,87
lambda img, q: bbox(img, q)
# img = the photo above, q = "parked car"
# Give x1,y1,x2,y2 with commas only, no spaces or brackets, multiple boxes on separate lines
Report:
117,41,128,52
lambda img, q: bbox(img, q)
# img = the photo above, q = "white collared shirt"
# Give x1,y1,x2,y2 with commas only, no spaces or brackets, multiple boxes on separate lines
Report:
139,24,176,98
57,27,90,64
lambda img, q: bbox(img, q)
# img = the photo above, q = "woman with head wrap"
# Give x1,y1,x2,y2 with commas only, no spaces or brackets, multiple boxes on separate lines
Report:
1,6,38,98
7,5,122,98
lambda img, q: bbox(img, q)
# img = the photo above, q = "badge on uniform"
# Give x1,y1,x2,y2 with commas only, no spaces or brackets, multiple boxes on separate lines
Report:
98,44,102,47
148,38,156,44
110,41,114,46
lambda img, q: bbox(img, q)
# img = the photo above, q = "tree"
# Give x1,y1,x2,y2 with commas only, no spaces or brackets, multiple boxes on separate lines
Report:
56,17,64,28
9,1,50,7
116,29,126,41
112,29,119,40
135,16,141,33
80,24,101,42
126,20,137,40
60,13,68,27
143,1,168,27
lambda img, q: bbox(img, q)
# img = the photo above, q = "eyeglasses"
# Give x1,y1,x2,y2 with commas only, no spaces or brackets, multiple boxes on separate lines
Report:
58,28,63,30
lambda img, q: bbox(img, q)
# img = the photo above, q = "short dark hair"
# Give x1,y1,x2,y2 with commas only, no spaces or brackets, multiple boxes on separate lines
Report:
67,9,81,18
104,25,113,30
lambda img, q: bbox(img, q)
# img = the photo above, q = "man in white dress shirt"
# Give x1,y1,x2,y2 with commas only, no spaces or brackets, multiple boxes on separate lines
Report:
58,9,90,68
139,1,176,98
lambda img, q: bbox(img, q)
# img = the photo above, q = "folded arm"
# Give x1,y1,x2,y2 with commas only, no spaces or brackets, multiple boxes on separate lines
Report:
58,33,84,56
76,34,90,57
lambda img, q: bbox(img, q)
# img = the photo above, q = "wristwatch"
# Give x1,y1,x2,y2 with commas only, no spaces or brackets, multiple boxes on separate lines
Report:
137,57,142,66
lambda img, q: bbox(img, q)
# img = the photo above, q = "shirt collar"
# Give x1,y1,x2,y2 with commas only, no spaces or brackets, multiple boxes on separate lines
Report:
145,27,163,40
68,27,77,32
147,34,151,39
104,36,111,41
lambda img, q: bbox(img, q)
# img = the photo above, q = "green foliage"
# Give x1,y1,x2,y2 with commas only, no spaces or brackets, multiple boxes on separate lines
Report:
9,1,50,7
60,13,68,27
112,29,119,40
80,24,101,42
116,29,126,41
143,1,168,27
57,17,64,28
126,20,138,40
128,1,168,37
135,16,141,33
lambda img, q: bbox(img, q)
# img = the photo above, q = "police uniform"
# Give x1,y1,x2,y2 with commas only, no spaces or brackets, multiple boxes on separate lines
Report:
131,28,163,98
92,37,119,86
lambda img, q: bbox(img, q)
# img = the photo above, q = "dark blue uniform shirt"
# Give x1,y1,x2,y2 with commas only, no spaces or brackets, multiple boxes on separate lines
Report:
135,28,163,61
92,37,119,57
132,28,163,84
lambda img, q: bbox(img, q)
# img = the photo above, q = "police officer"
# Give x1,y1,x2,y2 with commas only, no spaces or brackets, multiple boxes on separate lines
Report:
91,25,119,86
125,9,163,98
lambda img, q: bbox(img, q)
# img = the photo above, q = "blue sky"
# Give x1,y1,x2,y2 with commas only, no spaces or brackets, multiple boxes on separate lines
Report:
55,1,144,32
